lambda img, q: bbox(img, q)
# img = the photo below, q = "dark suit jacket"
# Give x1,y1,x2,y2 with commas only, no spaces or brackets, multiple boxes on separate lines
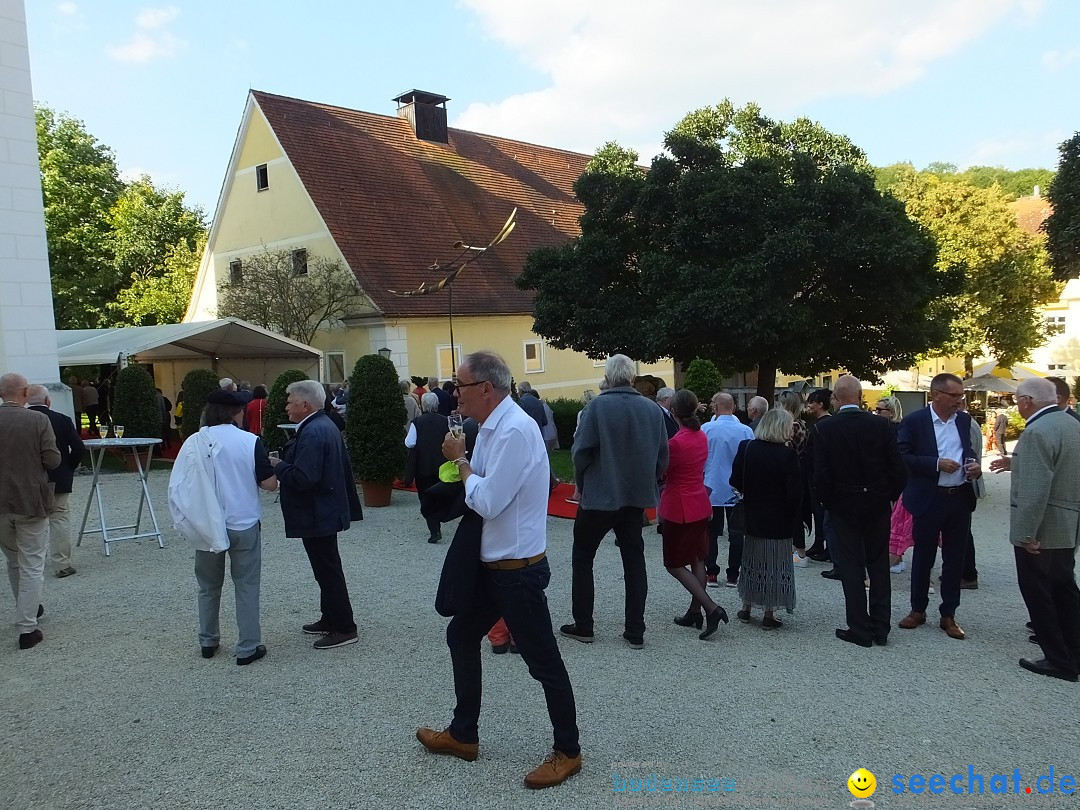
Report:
662,407,679,440
729,439,801,538
519,393,547,432
276,411,362,538
812,408,905,518
897,406,975,516
29,404,85,494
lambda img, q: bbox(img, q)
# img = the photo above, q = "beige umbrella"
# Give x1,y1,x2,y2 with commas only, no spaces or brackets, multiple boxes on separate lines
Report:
963,375,1019,393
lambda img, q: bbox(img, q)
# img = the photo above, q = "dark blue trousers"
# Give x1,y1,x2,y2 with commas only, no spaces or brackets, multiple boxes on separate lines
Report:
910,490,972,617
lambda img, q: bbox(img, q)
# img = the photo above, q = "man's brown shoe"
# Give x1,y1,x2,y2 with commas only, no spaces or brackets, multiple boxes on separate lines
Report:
524,750,582,789
898,611,926,630
415,727,478,762
940,616,966,639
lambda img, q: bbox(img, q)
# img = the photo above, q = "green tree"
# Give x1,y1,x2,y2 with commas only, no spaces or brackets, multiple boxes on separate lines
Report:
217,249,367,344
882,165,1059,374
36,106,123,329
346,355,406,484
112,364,160,440
107,176,206,325
519,101,949,398
681,358,725,404
179,368,219,438
264,369,308,451
1045,133,1080,281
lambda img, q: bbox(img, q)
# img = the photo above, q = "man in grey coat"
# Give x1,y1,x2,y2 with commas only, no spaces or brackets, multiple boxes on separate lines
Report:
991,377,1080,681
560,355,669,649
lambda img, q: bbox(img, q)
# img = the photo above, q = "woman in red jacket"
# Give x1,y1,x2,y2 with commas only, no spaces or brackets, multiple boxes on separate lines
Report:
245,385,268,436
662,389,729,639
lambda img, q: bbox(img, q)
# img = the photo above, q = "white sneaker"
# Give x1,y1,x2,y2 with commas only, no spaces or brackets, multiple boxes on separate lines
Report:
890,561,905,574
792,552,809,568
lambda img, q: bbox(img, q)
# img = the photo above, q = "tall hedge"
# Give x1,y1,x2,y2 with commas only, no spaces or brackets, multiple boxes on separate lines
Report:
547,397,584,449
112,364,160,439
180,368,220,438
264,369,309,451
346,354,406,484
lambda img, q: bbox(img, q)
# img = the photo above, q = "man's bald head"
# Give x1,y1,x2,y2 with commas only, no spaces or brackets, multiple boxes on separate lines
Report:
0,372,29,403
27,384,49,406
832,375,862,406
712,392,735,414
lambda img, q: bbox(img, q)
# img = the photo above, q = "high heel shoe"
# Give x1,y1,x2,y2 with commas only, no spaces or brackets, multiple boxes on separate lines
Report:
700,607,729,640
673,608,703,629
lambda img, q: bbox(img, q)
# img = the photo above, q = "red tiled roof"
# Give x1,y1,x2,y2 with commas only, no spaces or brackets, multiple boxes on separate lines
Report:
1010,194,1052,236
251,90,589,318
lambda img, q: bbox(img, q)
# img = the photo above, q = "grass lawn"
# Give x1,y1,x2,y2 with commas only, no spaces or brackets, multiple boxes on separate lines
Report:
549,448,574,482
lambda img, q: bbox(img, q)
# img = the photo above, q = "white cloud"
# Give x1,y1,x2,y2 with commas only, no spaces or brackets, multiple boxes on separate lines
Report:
135,6,180,29
56,2,79,15
454,0,1037,158
1042,47,1080,70
961,129,1064,167
106,6,185,63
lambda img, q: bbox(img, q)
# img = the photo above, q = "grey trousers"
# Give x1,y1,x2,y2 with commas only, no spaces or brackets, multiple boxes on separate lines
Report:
0,513,49,632
49,492,73,572
195,522,262,657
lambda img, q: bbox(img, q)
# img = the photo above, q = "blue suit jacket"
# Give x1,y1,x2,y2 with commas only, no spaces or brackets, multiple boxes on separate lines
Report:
276,411,362,538
897,406,975,516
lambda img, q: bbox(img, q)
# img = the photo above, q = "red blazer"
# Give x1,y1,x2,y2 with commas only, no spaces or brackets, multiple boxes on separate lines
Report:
245,398,266,436
659,427,712,524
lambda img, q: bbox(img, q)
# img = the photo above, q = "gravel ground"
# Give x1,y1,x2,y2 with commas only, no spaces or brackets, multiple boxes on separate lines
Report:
3,450,1078,810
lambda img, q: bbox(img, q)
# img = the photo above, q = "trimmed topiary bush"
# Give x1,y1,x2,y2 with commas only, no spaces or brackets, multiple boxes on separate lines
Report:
681,357,724,405
180,368,219,438
347,354,406,484
547,397,584,449
264,369,309,451
112,364,160,439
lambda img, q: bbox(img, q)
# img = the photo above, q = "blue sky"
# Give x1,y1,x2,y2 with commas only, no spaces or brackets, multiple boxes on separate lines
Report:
24,0,1080,219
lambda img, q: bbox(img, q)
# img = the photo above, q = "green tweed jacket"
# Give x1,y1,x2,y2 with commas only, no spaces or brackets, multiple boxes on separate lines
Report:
1010,408,1080,549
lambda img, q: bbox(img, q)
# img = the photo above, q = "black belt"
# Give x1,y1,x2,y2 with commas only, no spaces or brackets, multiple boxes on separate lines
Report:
937,485,969,495
482,553,545,570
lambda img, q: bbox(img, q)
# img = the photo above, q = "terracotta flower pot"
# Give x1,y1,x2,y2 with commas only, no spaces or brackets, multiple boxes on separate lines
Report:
360,481,393,507
122,449,153,473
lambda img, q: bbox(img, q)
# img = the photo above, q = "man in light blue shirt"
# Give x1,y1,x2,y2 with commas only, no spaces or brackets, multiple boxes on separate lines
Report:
702,393,754,587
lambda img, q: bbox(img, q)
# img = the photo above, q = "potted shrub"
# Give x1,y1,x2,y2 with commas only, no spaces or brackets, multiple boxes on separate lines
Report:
179,368,220,439
111,364,161,471
265,369,309,451
346,354,406,507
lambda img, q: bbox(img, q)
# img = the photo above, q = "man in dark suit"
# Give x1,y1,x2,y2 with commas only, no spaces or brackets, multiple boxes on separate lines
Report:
1046,376,1080,424
897,372,981,640
813,376,906,647
270,379,362,651
27,385,85,578
656,388,680,439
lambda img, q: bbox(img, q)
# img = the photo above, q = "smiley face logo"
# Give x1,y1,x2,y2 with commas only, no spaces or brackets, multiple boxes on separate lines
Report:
848,768,876,798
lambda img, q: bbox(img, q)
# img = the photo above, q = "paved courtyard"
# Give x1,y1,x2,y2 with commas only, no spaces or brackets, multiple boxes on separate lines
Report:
3,455,1078,809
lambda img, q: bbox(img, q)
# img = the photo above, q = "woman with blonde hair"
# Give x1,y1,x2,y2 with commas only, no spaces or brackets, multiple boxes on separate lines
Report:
729,409,801,629
777,390,812,568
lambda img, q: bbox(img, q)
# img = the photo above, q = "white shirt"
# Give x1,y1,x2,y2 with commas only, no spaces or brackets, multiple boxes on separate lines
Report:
404,422,417,448
930,406,965,487
206,424,261,531
464,394,548,562
701,415,754,506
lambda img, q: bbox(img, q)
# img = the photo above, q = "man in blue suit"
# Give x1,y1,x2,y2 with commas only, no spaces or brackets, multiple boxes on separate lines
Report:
897,373,981,640
271,379,363,651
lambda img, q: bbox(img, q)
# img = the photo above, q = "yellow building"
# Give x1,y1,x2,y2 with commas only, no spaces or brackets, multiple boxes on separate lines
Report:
185,89,672,397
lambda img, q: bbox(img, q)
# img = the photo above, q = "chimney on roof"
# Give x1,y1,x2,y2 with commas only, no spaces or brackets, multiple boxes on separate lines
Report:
1034,184,1041,198
393,89,449,144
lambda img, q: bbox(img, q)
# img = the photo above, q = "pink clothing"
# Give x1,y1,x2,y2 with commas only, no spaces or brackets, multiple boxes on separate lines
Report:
488,617,512,646
658,428,712,524
889,497,941,558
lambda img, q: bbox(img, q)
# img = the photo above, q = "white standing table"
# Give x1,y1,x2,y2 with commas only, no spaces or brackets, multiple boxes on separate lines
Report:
77,438,165,556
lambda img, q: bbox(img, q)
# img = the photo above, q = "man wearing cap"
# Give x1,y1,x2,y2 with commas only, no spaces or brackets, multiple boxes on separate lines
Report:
416,350,581,790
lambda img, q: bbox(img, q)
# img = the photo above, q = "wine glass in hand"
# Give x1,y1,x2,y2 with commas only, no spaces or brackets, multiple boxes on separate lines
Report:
448,413,464,440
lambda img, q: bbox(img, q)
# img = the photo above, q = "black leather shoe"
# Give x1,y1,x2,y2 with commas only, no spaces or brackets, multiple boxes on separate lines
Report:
237,645,267,666
37,604,44,618
559,624,594,643
835,628,872,648
1019,657,1078,682
427,532,442,544
821,569,841,580
302,619,331,635
491,642,510,654
201,645,218,659
19,629,43,649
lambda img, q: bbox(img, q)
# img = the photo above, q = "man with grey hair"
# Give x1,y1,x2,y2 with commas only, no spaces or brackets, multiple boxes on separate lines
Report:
561,354,669,649
747,396,769,431
219,378,236,392
405,392,449,543
417,351,581,789
0,373,61,649
270,378,362,651
27,385,85,578
655,387,679,439
991,377,1080,680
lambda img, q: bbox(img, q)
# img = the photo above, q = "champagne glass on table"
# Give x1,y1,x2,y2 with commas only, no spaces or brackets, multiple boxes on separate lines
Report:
113,424,125,439
448,413,464,440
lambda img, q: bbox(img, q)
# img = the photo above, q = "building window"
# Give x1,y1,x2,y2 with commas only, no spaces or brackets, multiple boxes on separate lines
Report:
437,344,461,380
524,340,545,373
1046,315,1066,334
292,248,308,276
256,163,268,191
229,259,243,285
822,375,833,388
1048,363,1067,371
325,351,345,383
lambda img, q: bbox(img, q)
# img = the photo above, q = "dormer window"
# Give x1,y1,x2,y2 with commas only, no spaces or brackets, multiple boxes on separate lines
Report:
256,163,268,191
292,248,308,276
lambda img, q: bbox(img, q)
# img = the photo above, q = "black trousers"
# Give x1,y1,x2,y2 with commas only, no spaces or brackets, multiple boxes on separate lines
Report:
415,474,442,537
963,531,978,582
572,507,648,638
830,509,891,642
447,559,580,755
302,534,356,633
911,490,972,617
705,506,744,582
1015,545,1080,675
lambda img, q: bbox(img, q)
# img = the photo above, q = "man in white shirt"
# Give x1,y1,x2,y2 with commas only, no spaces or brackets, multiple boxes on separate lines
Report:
415,351,581,790
701,393,753,587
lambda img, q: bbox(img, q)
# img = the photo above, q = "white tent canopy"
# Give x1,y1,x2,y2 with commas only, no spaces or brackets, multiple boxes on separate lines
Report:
56,319,322,366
